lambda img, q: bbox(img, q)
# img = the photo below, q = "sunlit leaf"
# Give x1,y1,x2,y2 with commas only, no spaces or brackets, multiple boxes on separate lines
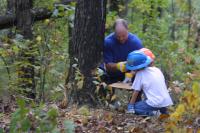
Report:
192,82,200,96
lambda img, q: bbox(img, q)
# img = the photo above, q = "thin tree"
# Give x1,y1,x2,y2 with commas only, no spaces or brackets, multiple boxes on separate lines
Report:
187,0,192,47
16,0,36,98
171,0,176,41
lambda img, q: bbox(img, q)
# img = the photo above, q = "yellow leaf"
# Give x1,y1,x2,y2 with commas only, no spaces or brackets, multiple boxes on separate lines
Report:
78,106,90,116
36,36,42,42
170,112,181,121
106,94,110,100
176,104,185,114
107,86,113,94
77,80,83,89
44,19,50,24
95,86,100,94
111,95,117,102
192,82,200,96
81,116,88,126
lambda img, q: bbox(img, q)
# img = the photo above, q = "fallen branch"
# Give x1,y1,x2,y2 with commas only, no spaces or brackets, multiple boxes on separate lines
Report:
0,8,52,29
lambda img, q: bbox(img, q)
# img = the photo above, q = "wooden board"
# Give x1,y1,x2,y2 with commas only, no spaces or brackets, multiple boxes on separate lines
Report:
109,82,132,90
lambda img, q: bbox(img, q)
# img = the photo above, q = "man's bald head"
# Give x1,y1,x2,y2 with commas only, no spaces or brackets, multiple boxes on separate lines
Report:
114,19,128,30
114,19,129,44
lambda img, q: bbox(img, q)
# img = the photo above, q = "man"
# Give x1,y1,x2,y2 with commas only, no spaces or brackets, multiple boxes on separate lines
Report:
102,19,143,84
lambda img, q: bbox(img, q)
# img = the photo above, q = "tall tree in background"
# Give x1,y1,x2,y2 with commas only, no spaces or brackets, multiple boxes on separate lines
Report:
6,0,15,14
187,0,192,47
108,0,129,17
66,0,106,105
16,0,36,98
171,0,176,41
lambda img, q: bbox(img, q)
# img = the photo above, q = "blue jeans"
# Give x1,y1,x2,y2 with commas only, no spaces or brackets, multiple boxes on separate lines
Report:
134,101,168,116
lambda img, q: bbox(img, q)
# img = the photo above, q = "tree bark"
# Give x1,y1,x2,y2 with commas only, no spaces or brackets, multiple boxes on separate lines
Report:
16,0,33,38
171,0,176,41
15,0,36,98
60,0,76,4
0,8,52,30
187,0,192,47
6,0,16,15
0,0,75,30
66,0,106,105
195,27,200,48
108,0,128,17
108,0,119,13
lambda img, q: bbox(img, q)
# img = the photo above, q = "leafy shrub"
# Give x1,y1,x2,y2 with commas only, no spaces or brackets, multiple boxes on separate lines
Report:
9,99,75,133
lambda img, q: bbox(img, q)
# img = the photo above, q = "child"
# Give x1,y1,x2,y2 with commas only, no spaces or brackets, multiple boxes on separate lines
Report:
126,51,173,116
123,48,155,83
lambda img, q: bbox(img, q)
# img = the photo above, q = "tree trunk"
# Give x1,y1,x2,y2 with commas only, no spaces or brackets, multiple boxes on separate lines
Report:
171,0,176,41
0,0,75,30
7,0,16,15
66,0,106,105
195,27,200,48
15,0,36,98
109,0,119,13
142,13,148,33
109,0,128,17
6,0,16,38
16,0,33,39
187,0,192,48
0,8,53,30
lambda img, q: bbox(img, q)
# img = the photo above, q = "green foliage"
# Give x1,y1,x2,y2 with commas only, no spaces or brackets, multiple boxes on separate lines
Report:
0,0,7,15
78,106,90,116
0,128,3,133
0,0,76,102
105,11,118,33
63,120,75,133
10,99,75,133
0,7,74,100
9,98,75,133
34,0,59,10
10,99,31,133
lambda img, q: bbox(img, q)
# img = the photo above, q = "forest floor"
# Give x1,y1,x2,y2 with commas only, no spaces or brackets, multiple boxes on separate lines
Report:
0,98,168,133
59,106,167,133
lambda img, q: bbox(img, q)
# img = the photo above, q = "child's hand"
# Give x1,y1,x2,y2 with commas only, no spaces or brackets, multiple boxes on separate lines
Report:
123,72,133,83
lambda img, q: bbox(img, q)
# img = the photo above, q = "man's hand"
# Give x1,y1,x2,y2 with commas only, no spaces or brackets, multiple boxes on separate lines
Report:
116,61,126,72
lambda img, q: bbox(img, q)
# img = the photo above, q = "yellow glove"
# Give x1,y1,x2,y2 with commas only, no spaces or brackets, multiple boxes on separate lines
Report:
123,72,133,83
125,73,133,78
116,62,126,72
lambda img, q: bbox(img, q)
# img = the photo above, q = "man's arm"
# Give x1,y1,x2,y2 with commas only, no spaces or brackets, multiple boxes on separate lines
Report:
103,38,126,72
103,40,122,72
105,63,118,72
104,39,115,72
129,90,140,104
106,62,126,72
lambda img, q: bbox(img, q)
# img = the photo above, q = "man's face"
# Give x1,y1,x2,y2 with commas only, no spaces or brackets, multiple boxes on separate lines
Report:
115,26,128,44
